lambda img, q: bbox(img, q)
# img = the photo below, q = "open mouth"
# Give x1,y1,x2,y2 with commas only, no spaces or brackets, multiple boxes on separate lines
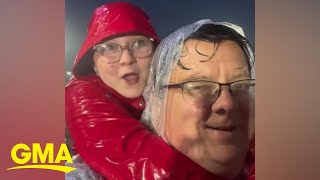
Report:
121,73,140,85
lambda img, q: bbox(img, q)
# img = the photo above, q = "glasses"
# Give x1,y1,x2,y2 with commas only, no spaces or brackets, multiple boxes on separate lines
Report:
163,79,255,105
93,38,154,64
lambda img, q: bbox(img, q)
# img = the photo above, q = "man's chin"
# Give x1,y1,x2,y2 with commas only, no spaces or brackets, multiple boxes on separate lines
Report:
201,154,244,179
208,146,242,165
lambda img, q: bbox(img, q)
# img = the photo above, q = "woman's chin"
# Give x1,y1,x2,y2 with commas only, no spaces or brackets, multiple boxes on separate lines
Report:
119,89,143,99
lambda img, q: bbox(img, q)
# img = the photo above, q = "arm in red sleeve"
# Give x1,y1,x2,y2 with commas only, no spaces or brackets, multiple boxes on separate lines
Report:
65,79,219,180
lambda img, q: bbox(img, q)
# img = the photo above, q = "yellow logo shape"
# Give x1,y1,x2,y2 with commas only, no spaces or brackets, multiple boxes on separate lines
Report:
7,143,75,173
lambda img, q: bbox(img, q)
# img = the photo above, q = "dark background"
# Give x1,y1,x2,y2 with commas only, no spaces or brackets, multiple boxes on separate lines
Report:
65,0,255,82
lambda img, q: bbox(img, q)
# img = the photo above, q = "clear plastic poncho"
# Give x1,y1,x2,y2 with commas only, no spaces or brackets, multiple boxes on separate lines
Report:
141,19,255,139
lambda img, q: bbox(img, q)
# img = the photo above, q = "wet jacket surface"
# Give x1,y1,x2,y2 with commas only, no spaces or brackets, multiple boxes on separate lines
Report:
65,74,224,180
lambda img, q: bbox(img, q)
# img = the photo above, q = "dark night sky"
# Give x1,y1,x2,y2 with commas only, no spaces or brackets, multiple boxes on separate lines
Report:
65,0,254,78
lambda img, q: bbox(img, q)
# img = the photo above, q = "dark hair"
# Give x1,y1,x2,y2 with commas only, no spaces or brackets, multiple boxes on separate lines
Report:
73,50,95,76
177,24,254,76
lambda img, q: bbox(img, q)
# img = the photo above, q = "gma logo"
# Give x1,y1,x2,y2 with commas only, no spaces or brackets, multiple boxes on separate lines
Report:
7,143,76,173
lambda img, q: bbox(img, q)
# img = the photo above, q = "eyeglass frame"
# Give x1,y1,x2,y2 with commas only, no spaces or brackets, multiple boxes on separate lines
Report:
92,37,155,64
162,79,255,104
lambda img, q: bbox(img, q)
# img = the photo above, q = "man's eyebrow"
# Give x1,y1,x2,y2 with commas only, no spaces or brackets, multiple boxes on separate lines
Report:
179,72,250,82
231,72,251,80
181,74,213,81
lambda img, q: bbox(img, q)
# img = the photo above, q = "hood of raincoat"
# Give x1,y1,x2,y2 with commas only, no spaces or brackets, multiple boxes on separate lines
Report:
72,2,159,77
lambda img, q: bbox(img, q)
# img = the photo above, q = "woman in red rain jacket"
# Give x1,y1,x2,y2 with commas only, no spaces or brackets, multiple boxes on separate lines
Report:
65,2,221,180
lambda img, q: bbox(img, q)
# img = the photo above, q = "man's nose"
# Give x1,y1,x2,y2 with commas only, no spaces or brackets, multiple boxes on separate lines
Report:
119,48,136,65
211,88,236,115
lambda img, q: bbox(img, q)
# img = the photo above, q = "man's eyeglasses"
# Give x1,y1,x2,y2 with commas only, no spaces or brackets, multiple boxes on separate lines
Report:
93,38,154,64
163,79,255,105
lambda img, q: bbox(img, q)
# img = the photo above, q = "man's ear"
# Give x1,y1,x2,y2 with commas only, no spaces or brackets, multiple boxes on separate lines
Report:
150,94,161,129
150,93,169,142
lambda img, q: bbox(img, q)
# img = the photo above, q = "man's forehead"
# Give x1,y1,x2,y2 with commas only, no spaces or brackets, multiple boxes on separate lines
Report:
170,40,250,82
171,64,250,82
179,40,246,66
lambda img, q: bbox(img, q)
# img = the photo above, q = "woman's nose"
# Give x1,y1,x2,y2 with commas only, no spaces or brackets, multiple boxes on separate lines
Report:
119,48,136,65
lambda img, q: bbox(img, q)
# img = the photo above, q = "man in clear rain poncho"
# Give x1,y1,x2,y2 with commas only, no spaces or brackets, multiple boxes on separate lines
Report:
142,19,255,179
